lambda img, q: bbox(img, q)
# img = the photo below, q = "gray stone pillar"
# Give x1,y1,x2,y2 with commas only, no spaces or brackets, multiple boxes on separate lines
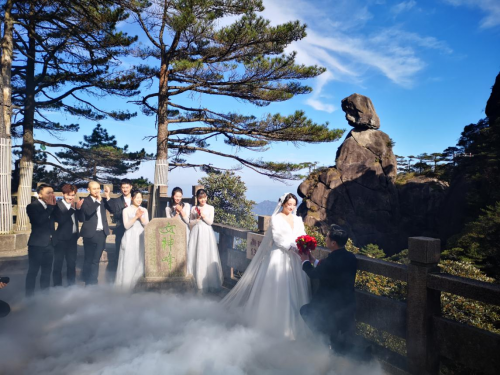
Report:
406,237,441,375
257,215,270,233
218,231,234,280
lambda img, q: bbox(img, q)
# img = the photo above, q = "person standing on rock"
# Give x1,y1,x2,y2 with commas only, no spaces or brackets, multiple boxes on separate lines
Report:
25,184,57,297
77,181,111,286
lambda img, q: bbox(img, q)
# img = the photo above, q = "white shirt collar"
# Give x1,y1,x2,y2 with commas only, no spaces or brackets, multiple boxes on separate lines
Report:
38,199,47,209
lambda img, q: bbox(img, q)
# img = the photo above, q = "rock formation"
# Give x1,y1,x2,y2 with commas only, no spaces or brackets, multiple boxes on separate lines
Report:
298,93,402,252
297,93,465,254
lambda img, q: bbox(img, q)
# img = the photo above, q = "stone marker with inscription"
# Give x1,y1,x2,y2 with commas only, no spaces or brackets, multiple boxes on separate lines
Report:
137,218,195,292
246,232,264,260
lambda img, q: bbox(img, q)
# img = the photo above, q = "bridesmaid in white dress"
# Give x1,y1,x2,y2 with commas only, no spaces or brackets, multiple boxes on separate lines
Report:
165,187,191,245
187,189,223,291
221,193,311,340
115,190,149,290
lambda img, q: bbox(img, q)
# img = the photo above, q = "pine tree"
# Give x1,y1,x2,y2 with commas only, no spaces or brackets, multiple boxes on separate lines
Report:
120,0,345,216
198,171,256,230
10,0,141,229
54,124,153,184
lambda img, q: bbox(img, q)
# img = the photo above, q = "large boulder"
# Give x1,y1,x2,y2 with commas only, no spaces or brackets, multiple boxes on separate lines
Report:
298,93,400,252
341,93,381,130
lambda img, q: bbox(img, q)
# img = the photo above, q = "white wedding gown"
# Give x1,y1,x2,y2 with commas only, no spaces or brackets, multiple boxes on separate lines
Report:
115,207,149,290
187,204,223,291
221,213,311,340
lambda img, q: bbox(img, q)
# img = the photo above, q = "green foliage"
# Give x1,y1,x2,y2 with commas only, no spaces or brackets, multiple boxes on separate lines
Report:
439,260,500,335
360,243,386,259
445,201,500,278
55,124,153,184
125,0,345,180
11,0,139,138
198,171,256,230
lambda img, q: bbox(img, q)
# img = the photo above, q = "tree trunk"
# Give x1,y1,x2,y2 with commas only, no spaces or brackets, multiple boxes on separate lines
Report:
0,0,14,234
16,3,36,231
151,57,169,218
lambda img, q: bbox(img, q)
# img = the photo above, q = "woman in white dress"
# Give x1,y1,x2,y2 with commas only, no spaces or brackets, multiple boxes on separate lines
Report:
115,191,149,290
165,187,191,245
221,192,311,340
187,189,223,291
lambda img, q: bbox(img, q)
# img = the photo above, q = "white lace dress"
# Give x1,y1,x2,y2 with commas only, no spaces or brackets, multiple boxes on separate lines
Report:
115,207,149,290
166,203,191,245
221,213,311,340
187,204,223,291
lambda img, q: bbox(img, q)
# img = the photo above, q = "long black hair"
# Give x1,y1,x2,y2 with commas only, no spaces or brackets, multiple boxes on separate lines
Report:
281,193,298,206
170,187,184,208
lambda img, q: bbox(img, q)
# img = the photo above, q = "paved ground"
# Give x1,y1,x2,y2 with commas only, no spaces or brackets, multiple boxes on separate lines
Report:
0,233,118,303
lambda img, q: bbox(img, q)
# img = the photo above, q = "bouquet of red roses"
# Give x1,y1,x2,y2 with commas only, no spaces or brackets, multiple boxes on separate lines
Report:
295,235,317,255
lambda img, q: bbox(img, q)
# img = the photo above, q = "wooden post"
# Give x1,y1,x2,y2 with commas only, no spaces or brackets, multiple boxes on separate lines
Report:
406,237,441,375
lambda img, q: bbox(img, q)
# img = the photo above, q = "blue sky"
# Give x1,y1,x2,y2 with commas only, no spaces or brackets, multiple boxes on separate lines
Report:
28,0,500,203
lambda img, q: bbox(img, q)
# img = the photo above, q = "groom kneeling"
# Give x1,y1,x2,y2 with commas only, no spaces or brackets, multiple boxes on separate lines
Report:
299,225,357,352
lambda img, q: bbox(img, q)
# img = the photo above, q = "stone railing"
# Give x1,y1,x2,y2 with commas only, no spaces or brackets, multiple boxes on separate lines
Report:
212,220,500,375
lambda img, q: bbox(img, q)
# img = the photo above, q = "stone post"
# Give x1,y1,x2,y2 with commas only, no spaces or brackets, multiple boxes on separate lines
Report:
257,215,270,233
218,229,234,280
406,237,441,375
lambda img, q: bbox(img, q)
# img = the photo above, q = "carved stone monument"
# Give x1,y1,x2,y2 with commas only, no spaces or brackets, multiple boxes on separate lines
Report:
137,218,195,292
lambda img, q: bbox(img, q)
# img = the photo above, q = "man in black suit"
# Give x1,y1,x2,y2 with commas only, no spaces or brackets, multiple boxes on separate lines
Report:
77,181,110,285
104,178,132,268
25,183,57,297
53,184,81,287
299,224,357,352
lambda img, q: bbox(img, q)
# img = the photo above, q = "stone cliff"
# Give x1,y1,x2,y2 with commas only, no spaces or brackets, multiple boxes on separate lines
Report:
297,93,462,254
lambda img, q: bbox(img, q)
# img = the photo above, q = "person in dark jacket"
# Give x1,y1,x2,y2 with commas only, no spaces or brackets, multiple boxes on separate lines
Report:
53,184,81,287
299,224,357,352
104,179,132,269
25,183,57,297
77,181,111,285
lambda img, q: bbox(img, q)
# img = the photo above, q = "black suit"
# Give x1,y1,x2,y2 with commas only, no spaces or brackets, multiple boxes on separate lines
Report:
107,195,128,264
26,199,56,296
53,200,79,286
77,196,110,285
301,248,357,349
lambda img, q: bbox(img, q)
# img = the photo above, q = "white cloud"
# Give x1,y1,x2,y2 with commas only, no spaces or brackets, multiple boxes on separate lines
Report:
391,1,417,15
443,0,500,28
259,0,452,111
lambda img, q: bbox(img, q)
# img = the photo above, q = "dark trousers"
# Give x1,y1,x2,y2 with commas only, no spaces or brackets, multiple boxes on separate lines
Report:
82,231,106,285
52,234,78,286
301,303,355,352
26,245,54,297
0,300,10,318
114,230,124,263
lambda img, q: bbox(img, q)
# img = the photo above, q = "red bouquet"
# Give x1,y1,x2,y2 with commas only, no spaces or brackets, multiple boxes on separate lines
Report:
295,235,317,255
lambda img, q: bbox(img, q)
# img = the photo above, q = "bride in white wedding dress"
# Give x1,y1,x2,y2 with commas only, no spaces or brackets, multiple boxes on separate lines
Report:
221,193,311,340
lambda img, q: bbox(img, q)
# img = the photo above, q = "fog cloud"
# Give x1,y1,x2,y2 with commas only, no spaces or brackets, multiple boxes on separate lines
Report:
0,286,383,375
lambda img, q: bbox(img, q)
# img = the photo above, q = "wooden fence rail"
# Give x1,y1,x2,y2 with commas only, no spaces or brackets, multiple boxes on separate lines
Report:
212,221,500,375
